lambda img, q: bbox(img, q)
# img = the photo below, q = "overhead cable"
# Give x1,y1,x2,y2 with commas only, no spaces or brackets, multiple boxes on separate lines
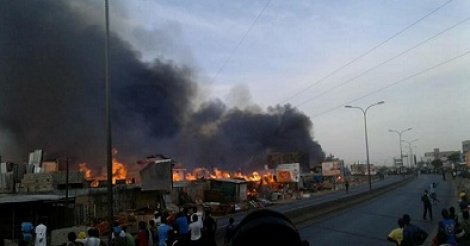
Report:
310,50,470,119
296,15,470,107
279,0,454,104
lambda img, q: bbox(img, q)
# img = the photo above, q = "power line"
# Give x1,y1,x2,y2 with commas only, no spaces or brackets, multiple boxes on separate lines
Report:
212,0,272,81
279,0,454,104
309,50,470,119
296,15,470,107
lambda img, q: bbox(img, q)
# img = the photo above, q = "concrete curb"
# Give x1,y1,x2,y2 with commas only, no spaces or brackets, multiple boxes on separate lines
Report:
286,177,413,225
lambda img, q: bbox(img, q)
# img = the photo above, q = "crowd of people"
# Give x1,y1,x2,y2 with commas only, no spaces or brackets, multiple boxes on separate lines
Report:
387,183,470,246
20,207,238,246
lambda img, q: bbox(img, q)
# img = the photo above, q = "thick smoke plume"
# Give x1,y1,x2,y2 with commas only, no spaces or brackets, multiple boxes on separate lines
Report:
0,1,323,171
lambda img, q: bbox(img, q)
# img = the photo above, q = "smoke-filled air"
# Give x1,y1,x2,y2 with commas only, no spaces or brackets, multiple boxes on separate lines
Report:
0,1,323,171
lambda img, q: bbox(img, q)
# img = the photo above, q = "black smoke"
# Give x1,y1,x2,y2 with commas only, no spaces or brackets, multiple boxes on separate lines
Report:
0,1,323,170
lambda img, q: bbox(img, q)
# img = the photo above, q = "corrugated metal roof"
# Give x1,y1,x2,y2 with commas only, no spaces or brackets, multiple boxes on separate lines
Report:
0,194,63,204
211,178,248,184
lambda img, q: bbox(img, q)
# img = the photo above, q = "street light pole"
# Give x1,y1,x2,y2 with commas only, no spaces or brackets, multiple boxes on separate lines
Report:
345,101,384,190
388,128,412,170
402,139,418,167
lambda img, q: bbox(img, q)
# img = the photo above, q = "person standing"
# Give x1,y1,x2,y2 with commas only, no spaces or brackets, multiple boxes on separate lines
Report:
203,210,217,246
66,232,80,246
149,220,158,246
430,182,440,204
21,221,34,246
438,209,457,246
34,219,47,246
459,193,469,213
189,214,203,246
458,211,470,243
402,214,428,246
422,190,433,220
157,217,173,246
345,180,350,194
76,228,103,246
122,226,136,246
387,218,404,245
175,211,189,245
224,218,236,246
136,221,150,246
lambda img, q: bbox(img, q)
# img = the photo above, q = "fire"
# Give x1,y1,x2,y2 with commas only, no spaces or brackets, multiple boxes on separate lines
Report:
79,163,93,180
173,169,185,182
210,168,231,179
112,156,127,184
78,148,129,187
173,167,273,183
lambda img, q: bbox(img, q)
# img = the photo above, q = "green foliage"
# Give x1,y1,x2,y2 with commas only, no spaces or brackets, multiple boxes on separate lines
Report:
431,159,443,169
447,152,461,163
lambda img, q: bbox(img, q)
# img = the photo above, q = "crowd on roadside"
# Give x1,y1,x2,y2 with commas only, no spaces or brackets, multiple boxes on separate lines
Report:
20,206,238,246
387,182,470,246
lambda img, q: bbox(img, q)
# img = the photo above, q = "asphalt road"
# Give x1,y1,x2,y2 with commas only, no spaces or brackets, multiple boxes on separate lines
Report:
215,175,405,245
298,174,457,245
216,175,403,229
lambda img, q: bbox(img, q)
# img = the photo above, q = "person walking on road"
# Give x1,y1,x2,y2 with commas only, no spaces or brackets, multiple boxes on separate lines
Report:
345,180,350,194
430,182,440,204
387,218,404,245
422,190,433,220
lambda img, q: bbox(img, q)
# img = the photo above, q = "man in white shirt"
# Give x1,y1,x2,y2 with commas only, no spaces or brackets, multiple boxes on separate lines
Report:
189,214,203,245
34,220,47,246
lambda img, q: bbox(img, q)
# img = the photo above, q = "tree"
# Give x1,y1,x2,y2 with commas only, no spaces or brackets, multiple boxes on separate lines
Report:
447,152,461,163
431,159,443,169
325,153,336,161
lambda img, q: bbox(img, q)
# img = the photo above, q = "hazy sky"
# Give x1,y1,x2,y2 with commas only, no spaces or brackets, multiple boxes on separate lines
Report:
108,0,470,165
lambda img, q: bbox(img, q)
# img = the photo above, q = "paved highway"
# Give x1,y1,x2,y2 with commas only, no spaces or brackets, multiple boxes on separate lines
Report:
215,175,405,245
216,176,403,229
298,174,457,245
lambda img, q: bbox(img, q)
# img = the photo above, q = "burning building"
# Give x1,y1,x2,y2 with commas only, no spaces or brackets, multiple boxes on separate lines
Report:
0,1,323,175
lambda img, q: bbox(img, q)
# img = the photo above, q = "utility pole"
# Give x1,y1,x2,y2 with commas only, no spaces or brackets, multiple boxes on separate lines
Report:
65,156,69,208
104,0,114,238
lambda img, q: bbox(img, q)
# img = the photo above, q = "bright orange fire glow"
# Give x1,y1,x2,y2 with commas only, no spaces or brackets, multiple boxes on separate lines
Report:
173,167,273,183
79,163,93,180
112,156,127,184
78,148,129,187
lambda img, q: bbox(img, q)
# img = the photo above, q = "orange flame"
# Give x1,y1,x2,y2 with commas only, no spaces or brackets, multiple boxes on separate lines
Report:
112,157,127,183
79,163,93,180
173,169,185,182
173,167,273,183
78,148,129,187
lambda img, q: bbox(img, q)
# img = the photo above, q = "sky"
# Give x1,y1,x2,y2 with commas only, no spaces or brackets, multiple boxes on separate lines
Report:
102,0,470,165
0,0,470,168
104,0,469,166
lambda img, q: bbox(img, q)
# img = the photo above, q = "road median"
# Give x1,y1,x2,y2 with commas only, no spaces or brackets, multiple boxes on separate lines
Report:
285,176,414,225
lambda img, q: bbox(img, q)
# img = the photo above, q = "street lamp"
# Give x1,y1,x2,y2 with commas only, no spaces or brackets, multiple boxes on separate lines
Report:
388,128,412,169
402,139,418,167
345,101,384,190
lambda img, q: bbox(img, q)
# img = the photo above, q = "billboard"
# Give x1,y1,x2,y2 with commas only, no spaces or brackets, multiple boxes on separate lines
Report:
140,159,173,192
275,163,300,183
350,164,377,176
322,161,342,176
